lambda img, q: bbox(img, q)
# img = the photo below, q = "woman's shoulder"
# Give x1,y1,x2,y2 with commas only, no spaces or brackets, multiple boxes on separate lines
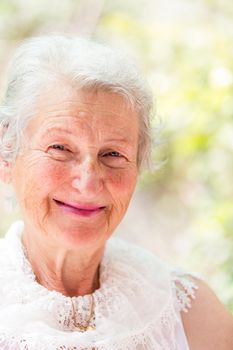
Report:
180,277,233,350
170,269,233,349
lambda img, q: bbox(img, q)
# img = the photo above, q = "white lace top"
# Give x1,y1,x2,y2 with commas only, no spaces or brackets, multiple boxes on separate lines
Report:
0,221,198,350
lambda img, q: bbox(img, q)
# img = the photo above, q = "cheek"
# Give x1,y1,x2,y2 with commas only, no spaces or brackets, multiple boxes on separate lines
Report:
34,160,67,187
13,157,68,206
107,168,138,200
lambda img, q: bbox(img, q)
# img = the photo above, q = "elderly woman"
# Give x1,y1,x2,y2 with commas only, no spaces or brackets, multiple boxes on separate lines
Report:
0,36,232,350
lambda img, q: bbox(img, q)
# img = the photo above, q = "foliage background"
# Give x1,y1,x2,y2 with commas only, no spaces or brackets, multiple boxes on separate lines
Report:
0,0,232,311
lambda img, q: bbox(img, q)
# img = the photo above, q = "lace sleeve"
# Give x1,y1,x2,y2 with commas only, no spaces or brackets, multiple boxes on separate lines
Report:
171,269,199,313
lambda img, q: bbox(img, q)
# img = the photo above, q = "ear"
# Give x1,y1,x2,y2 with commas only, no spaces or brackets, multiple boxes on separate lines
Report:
0,158,12,184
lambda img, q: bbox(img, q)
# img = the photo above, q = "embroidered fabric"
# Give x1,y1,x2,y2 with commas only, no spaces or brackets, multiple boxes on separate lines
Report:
171,269,199,313
0,221,198,350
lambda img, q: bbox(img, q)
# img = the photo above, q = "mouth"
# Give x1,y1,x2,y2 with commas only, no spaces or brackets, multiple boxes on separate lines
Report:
53,199,106,217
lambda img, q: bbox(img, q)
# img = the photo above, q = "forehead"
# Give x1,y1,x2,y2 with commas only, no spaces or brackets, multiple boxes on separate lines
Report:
27,88,139,140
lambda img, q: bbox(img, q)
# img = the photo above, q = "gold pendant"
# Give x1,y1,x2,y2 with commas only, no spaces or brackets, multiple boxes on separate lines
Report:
75,324,96,332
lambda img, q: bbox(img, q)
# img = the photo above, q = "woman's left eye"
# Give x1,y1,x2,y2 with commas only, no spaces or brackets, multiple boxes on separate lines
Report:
104,151,122,158
101,150,128,168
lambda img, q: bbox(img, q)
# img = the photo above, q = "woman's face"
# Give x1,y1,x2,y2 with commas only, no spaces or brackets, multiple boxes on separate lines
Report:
11,89,139,249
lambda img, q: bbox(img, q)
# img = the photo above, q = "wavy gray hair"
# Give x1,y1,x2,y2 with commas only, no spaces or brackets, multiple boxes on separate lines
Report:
0,35,153,169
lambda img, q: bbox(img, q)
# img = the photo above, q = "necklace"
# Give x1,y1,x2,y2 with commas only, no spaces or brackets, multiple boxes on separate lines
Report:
70,295,96,332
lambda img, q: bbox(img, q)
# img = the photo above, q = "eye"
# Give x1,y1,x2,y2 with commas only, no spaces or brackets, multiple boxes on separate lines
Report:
50,144,67,151
47,144,72,161
103,151,122,158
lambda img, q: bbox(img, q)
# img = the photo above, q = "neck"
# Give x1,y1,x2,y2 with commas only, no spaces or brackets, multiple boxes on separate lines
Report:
22,229,104,297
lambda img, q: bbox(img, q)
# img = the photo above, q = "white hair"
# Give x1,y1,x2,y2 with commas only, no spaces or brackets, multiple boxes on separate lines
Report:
0,35,153,168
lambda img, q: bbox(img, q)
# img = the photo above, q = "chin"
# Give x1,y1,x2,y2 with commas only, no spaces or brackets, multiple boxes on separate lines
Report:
53,220,110,250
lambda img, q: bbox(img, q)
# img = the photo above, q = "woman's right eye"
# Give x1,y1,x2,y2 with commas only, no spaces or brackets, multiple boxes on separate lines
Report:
47,144,72,161
50,144,66,151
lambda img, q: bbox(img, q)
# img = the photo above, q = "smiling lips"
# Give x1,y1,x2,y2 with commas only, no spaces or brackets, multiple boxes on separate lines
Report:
54,199,106,217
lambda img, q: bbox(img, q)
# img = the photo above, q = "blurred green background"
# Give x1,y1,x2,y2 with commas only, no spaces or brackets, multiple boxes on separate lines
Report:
0,0,232,311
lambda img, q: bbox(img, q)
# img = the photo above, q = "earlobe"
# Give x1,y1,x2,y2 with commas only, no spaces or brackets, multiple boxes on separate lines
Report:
0,159,12,184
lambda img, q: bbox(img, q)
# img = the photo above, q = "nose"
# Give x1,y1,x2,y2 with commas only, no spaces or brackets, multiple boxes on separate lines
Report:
71,158,104,197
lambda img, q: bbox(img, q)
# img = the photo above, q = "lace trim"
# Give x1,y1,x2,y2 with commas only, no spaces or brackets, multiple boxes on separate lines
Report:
0,299,180,350
171,269,199,313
